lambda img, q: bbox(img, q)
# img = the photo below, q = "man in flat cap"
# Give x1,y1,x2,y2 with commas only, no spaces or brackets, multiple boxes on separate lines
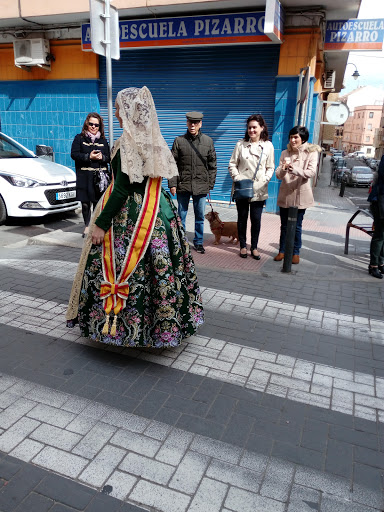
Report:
169,111,217,254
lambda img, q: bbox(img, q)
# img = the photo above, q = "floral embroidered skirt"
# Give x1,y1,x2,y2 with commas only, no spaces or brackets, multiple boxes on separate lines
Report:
78,187,204,348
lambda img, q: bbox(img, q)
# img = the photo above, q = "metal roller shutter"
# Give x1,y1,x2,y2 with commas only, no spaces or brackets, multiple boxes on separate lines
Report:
99,44,279,202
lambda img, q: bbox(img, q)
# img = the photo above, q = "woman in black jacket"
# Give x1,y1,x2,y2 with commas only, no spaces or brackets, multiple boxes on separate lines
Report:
71,113,111,237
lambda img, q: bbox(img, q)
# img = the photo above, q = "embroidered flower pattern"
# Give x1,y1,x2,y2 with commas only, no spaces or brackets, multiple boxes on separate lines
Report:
78,187,204,347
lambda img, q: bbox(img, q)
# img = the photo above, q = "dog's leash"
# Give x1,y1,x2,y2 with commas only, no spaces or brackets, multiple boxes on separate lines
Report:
207,192,214,213
206,195,225,232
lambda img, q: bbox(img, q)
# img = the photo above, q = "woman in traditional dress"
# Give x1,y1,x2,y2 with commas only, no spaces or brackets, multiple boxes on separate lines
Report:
66,86,204,347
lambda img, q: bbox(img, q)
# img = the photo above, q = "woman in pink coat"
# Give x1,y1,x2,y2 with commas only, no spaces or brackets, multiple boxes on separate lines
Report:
274,126,321,264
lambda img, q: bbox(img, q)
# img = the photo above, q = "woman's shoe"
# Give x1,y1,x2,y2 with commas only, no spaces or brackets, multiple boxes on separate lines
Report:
82,226,89,238
292,255,300,264
368,266,383,279
66,318,79,328
240,248,247,259
378,265,384,274
274,253,284,261
251,249,261,260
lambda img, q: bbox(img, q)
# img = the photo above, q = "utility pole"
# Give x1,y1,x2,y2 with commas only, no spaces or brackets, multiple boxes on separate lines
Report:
89,0,120,147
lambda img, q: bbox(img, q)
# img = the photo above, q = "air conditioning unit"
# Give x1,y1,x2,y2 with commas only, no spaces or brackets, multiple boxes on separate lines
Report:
324,70,336,89
13,38,50,69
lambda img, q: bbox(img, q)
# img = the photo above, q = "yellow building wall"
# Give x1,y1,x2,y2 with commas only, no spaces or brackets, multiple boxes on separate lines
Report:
0,40,98,80
278,28,323,93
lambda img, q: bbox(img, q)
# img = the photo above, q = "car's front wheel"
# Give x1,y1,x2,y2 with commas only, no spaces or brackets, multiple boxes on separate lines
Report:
0,196,7,225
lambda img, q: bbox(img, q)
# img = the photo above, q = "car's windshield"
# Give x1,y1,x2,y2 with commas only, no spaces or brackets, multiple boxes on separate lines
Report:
352,168,372,174
0,135,34,159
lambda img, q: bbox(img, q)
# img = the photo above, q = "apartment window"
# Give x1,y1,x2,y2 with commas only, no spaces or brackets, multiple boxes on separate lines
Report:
366,136,370,142
368,124,372,130
367,148,371,154
369,112,374,118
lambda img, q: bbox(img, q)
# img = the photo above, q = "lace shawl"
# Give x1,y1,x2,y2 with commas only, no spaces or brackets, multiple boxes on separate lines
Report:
114,86,178,183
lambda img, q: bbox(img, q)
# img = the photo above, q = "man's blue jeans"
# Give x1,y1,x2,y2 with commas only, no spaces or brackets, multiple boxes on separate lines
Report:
279,207,306,255
177,192,207,246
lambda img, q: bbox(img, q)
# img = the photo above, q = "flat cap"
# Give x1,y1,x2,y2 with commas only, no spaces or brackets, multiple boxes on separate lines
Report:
186,111,203,121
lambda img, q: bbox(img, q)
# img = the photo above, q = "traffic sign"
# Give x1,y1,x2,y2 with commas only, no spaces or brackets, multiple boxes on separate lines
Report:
89,0,120,60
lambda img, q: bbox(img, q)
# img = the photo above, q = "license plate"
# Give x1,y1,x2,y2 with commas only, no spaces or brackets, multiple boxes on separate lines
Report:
56,190,76,200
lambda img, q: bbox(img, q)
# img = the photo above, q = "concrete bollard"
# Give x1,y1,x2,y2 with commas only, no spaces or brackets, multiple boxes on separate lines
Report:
282,206,298,273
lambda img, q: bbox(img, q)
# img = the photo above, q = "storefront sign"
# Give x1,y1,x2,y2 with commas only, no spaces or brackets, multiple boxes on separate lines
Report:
324,18,384,51
82,11,281,50
264,0,284,43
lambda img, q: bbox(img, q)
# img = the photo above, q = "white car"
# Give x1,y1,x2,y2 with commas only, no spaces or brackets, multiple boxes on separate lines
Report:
0,132,79,224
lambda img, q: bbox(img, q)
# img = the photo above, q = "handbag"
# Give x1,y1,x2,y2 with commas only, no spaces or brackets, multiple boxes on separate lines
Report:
232,147,264,201
94,168,111,193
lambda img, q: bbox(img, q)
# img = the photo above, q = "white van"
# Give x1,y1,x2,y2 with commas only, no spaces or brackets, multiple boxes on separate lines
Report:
353,151,365,159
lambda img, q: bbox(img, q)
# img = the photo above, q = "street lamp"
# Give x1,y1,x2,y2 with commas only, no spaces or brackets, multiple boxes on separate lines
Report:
347,62,360,80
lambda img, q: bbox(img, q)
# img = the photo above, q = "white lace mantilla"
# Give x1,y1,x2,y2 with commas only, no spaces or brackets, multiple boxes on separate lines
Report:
115,86,178,183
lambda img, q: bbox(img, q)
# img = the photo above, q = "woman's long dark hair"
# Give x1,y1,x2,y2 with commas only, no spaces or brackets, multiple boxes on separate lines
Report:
81,112,105,138
244,114,269,142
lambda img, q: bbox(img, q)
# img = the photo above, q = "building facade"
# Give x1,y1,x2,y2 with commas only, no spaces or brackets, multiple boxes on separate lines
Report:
341,104,382,156
376,103,384,159
0,0,361,211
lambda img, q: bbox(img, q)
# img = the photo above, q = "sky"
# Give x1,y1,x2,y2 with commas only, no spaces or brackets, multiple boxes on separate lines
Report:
342,0,384,94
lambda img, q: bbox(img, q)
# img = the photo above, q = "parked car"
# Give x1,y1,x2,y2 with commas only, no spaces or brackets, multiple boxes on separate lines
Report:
0,132,79,224
333,166,348,184
346,152,355,158
353,151,365,159
332,157,347,170
344,166,374,187
369,159,379,170
331,151,343,162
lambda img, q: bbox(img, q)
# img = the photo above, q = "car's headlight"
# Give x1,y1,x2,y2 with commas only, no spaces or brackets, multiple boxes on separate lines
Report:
0,174,47,187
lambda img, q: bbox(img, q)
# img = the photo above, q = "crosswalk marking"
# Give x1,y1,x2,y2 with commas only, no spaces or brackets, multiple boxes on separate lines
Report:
0,249,383,511
1,372,379,511
1,258,383,346
0,288,382,423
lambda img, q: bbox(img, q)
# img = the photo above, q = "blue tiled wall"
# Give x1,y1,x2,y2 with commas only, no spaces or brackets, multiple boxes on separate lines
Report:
309,91,322,145
267,76,321,213
0,80,100,169
267,76,299,212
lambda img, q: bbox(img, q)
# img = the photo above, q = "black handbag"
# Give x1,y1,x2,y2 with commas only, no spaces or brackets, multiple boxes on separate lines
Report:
232,147,264,201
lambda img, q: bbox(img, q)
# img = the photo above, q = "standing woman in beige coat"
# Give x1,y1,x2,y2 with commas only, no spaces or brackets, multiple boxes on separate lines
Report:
228,114,275,259
274,126,321,264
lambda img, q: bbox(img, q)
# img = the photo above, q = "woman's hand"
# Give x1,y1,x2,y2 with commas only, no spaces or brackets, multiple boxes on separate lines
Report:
90,150,102,161
92,226,106,245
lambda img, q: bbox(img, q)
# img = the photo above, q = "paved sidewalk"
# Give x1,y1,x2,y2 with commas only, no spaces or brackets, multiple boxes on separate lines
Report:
0,156,383,512
13,156,372,279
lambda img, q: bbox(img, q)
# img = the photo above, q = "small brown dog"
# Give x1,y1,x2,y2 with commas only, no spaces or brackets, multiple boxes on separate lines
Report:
205,210,239,245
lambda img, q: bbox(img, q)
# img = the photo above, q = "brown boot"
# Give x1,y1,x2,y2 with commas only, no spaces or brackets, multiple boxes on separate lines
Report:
274,252,284,261
292,255,300,264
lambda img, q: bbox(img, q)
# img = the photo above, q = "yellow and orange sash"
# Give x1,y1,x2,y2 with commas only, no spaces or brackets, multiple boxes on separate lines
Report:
100,177,162,336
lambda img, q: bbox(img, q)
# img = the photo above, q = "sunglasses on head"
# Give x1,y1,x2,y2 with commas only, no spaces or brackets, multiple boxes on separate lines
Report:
88,122,99,128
